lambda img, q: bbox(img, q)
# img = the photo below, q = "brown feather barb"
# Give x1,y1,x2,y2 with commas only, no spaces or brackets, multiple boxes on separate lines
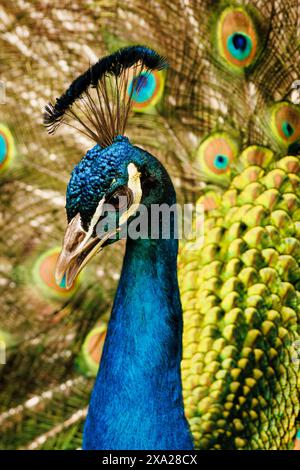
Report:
43,46,168,147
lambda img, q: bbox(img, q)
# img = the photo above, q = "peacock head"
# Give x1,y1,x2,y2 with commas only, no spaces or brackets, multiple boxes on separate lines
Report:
55,135,174,288
43,46,168,289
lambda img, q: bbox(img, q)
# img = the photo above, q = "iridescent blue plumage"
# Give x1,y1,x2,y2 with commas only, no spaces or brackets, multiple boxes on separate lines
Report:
83,233,193,450
65,136,193,449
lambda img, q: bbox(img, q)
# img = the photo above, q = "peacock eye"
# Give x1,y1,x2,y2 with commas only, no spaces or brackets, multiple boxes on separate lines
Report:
216,7,258,70
107,186,133,210
127,70,165,112
196,132,239,185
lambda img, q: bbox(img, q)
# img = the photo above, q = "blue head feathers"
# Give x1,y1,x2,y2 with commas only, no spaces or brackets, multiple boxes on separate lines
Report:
66,135,174,232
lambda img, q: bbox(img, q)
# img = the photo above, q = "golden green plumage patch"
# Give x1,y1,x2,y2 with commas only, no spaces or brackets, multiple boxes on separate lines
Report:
179,151,300,450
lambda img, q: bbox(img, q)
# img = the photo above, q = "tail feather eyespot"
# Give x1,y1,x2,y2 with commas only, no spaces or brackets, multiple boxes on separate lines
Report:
196,132,240,186
216,6,259,71
128,70,165,112
269,102,300,147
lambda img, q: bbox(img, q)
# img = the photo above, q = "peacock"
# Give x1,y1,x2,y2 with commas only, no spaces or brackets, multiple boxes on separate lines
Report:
43,45,193,450
0,0,300,450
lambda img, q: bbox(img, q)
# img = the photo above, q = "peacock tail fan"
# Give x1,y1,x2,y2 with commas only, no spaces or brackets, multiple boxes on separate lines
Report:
0,0,300,450
110,1,298,133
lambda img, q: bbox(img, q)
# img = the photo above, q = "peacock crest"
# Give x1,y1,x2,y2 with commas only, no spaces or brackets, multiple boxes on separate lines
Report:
44,46,168,147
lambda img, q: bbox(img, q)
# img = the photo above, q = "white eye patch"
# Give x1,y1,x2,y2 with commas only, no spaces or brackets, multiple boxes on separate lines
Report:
119,163,142,225
86,196,105,239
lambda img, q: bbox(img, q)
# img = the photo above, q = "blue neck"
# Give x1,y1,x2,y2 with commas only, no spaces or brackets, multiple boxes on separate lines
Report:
83,236,193,450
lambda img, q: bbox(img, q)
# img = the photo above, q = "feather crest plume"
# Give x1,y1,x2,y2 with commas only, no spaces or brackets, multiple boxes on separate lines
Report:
43,46,168,147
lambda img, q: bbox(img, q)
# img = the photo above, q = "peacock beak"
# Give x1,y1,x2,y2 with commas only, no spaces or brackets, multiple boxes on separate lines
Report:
55,214,101,289
55,208,122,290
